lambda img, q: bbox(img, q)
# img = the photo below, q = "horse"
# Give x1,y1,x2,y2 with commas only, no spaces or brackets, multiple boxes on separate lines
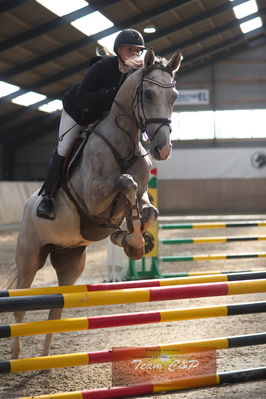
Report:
10,48,182,359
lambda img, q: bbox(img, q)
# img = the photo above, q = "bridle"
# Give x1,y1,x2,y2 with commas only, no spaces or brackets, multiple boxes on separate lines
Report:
94,62,176,173
133,63,176,141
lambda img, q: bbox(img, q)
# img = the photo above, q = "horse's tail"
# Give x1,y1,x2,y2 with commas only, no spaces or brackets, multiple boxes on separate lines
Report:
0,264,18,290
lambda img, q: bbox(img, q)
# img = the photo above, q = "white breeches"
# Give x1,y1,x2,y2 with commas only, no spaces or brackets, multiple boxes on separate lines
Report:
57,109,82,157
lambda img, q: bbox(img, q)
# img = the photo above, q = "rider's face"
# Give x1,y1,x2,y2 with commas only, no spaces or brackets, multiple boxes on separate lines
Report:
118,45,143,63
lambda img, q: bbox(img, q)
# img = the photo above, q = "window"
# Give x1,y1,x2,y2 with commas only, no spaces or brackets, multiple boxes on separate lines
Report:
171,109,266,140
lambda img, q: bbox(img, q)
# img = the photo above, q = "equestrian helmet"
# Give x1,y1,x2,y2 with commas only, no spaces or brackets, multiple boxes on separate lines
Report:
114,29,146,54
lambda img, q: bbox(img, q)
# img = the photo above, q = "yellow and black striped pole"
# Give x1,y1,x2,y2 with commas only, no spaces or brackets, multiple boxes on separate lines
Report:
1,271,265,298
1,332,265,374
0,301,265,338
161,235,266,245
18,367,266,398
160,221,266,230
0,279,265,313
160,252,266,262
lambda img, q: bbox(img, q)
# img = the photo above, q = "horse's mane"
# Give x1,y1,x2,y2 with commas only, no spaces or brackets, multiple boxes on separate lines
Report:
154,55,169,67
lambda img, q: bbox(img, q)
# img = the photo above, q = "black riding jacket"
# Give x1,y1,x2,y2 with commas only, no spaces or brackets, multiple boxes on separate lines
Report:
62,56,127,126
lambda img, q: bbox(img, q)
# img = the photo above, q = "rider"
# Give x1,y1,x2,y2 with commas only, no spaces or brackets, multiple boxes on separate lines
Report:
36,29,146,220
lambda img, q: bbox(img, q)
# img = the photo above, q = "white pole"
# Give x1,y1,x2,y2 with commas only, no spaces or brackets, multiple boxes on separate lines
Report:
106,239,125,281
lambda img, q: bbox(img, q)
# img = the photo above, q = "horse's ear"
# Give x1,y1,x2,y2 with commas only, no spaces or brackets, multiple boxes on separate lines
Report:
167,50,183,73
144,48,155,69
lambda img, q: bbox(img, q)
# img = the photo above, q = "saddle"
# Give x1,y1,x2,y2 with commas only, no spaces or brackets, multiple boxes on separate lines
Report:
61,128,124,242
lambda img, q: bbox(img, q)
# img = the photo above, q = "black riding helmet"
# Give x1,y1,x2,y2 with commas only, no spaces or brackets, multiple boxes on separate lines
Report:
113,29,146,55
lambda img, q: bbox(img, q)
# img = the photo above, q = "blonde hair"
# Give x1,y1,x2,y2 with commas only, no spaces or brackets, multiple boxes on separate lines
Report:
96,46,144,70
96,45,115,56
125,56,144,70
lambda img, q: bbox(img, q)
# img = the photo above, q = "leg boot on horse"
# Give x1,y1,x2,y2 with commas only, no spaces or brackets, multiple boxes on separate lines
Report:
36,149,65,220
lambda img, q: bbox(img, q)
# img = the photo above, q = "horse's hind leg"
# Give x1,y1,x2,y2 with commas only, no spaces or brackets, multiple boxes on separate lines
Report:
11,240,49,359
41,246,87,357
110,174,145,260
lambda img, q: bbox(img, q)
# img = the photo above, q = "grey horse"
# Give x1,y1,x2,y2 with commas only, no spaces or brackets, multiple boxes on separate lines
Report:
10,48,182,359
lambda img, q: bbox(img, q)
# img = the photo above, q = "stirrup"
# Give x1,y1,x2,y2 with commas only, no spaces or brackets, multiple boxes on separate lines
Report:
36,196,56,221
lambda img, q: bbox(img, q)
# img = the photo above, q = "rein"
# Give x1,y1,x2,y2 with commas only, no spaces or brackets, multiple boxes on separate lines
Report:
93,129,140,173
93,62,175,171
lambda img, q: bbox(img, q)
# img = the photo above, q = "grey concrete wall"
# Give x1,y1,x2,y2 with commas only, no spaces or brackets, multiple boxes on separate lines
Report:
0,182,40,224
0,178,265,223
153,143,266,214
158,178,266,214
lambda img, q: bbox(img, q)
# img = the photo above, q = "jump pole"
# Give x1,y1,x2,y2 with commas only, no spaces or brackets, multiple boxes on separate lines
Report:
160,221,266,229
1,270,266,298
0,279,265,313
161,235,266,244
18,367,266,399
0,301,265,338
160,252,266,262
1,332,265,374
162,269,266,278
127,170,266,279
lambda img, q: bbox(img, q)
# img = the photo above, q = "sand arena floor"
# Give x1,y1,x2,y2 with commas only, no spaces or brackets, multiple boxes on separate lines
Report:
0,214,265,399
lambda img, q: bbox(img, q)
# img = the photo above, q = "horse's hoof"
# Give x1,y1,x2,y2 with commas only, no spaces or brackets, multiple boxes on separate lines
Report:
110,230,124,246
123,243,144,260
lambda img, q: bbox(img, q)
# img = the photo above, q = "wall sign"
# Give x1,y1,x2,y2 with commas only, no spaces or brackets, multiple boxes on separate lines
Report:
176,89,209,105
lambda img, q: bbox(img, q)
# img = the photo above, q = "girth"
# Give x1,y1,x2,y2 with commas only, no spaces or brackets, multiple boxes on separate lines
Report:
62,180,125,241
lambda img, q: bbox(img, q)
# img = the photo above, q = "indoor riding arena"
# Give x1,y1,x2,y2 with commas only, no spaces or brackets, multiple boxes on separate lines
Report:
0,1,266,399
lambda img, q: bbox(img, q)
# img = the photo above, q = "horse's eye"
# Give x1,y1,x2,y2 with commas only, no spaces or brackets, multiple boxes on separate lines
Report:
144,89,153,101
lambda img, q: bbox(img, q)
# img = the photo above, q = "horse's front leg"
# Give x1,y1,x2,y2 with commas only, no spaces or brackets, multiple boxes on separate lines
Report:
110,174,145,260
139,190,159,233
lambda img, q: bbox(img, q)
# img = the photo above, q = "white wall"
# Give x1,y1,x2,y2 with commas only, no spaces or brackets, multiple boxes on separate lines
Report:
155,147,266,179
154,145,266,213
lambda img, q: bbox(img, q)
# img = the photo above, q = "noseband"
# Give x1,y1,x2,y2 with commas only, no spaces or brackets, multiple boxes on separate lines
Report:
135,64,176,141
94,63,176,173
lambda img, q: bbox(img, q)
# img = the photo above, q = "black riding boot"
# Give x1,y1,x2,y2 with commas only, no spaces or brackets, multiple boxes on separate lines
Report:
36,149,65,220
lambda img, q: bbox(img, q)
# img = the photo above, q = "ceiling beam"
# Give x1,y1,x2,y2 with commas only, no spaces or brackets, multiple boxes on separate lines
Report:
1,8,264,126
1,0,192,80
143,0,247,44
0,0,244,106
0,0,30,13
0,0,119,53
0,6,94,52
0,112,61,144
0,61,89,105
177,28,266,79
11,119,60,149
0,28,264,129
2,33,265,147
0,0,263,129
181,28,266,75
5,28,264,127
159,8,266,58
0,94,63,126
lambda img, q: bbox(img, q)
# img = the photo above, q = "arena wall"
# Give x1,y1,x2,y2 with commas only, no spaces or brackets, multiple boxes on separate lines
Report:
0,182,40,224
155,144,266,214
